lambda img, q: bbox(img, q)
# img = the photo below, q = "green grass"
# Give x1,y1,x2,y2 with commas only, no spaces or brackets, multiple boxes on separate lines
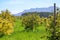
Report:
0,19,49,40
0,31,48,40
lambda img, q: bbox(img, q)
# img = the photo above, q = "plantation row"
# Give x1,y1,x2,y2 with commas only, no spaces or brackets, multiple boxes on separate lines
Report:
21,12,60,40
0,10,60,40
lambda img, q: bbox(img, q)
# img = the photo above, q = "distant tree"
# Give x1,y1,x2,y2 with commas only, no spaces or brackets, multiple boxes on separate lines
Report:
21,12,53,18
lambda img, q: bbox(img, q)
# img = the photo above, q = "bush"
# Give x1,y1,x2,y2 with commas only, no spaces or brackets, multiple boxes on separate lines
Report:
22,14,41,31
0,10,15,22
46,14,60,40
0,10,14,37
0,18,14,35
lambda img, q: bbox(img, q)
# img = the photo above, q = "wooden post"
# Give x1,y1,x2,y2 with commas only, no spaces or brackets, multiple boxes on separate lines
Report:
57,8,59,18
54,3,56,25
53,3,56,40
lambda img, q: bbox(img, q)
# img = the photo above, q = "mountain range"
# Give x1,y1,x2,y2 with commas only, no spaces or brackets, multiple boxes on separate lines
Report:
13,6,59,16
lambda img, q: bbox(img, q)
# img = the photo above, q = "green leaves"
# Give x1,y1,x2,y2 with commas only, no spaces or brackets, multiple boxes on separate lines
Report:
46,14,60,40
0,10,15,37
22,13,41,31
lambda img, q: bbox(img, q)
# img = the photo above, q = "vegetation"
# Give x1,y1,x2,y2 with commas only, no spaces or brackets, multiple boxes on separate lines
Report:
0,10,14,37
0,10,60,40
22,14,41,31
46,14,60,40
22,12,53,17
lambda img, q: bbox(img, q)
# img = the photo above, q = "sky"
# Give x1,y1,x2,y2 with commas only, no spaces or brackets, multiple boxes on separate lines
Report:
0,0,60,14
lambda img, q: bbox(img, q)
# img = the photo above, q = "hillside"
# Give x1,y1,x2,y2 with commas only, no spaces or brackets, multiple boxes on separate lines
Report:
13,6,54,16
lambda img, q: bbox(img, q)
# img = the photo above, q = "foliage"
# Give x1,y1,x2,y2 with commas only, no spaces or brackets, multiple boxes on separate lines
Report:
22,13,41,31
0,10,15,22
0,10,14,37
0,9,60,40
22,12,53,17
0,18,14,35
45,14,60,40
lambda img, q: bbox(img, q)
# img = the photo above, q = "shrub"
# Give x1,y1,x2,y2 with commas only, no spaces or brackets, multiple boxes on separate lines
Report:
0,10,14,37
0,10,15,22
0,18,14,36
22,14,41,31
46,14,60,40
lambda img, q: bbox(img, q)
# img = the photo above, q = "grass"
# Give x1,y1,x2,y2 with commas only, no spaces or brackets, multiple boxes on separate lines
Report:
0,31,48,40
0,19,49,40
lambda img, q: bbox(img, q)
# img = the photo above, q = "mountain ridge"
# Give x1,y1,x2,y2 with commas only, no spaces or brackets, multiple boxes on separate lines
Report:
13,6,59,16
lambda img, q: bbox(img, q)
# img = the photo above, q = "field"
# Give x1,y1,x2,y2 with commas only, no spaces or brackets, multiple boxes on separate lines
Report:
0,11,60,40
0,19,49,40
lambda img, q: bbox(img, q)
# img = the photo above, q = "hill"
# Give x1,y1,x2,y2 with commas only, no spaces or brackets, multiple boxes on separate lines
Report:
13,6,59,16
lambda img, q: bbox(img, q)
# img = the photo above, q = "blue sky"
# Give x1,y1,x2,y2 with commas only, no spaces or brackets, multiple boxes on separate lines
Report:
0,0,60,14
